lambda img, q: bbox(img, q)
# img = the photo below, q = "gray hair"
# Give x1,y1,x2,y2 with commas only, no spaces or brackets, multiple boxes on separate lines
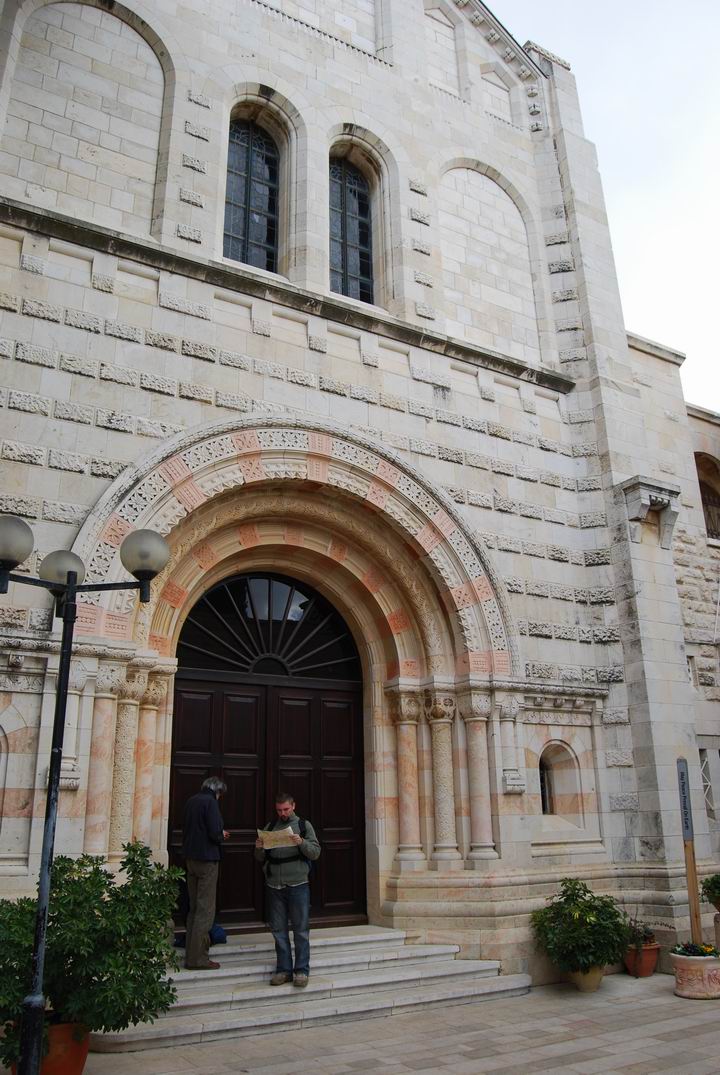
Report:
202,776,227,795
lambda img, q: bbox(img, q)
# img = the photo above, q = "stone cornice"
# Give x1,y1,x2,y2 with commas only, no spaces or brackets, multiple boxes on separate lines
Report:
626,331,686,366
0,198,575,396
687,403,720,428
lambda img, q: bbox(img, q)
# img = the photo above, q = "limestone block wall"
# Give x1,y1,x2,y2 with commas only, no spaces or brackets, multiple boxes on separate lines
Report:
1,3,164,237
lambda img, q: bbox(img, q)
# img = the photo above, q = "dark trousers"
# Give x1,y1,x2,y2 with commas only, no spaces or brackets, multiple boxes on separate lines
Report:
185,859,218,968
266,883,311,975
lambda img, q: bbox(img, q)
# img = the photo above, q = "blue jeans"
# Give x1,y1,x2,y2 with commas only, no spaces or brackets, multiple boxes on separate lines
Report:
266,884,311,976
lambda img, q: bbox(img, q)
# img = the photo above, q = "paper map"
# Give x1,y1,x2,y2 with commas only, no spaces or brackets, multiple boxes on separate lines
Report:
257,826,295,849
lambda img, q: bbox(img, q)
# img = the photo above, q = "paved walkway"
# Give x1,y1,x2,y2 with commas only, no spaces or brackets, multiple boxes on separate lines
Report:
74,973,720,1075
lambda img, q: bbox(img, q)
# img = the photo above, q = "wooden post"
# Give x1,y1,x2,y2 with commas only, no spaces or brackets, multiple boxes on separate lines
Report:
677,757,703,944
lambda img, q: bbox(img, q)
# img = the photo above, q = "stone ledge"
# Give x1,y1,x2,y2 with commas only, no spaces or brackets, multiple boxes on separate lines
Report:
0,197,575,397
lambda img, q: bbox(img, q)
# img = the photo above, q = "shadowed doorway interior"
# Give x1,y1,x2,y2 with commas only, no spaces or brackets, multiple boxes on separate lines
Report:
168,571,366,928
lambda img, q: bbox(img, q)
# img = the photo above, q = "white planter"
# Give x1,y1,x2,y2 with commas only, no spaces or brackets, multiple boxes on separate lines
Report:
670,952,720,999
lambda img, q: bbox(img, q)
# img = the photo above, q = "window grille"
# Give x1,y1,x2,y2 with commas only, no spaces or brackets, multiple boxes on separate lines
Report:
700,481,720,541
224,120,279,272
329,159,373,303
700,748,715,819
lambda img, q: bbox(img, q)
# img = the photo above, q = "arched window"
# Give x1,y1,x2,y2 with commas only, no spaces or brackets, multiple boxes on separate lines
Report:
538,743,582,827
224,120,279,272
329,159,374,303
700,481,720,541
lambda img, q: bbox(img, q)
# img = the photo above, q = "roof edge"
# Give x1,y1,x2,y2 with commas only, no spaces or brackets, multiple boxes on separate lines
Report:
626,331,686,366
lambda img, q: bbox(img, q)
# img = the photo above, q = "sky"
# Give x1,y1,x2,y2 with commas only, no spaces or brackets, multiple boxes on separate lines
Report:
489,0,719,410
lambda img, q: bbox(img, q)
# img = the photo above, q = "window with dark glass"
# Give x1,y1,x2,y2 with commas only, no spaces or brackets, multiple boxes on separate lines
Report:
539,757,554,815
224,120,279,272
329,159,373,303
700,481,720,541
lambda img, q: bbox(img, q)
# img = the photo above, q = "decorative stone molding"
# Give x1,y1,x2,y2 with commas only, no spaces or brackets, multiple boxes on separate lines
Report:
619,475,681,549
388,689,422,725
423,690,457,724
496,697,525,793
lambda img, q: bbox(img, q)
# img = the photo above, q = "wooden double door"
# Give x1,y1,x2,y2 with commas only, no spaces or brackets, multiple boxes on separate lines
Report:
168,675,366,927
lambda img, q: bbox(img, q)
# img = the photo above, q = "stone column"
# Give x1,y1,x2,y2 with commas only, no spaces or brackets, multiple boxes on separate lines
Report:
108,666,149,859
132,674,168,847
151,672,175,863
84,662,125,855
458,689,497,862
425,690,462,865
388,688,425,869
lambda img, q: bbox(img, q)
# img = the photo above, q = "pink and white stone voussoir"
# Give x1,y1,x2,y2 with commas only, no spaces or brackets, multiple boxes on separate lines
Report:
670,953,720,999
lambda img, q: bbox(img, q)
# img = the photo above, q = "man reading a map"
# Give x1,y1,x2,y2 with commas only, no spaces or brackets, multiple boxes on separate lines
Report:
255,792,321,988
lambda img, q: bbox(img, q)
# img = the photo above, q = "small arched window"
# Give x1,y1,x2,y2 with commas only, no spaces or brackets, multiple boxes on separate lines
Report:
329,159,373,303
224,120,279,272
538,743,583,827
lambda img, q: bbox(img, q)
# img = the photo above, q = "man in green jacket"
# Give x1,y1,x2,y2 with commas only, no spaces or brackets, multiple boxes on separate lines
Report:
255,792,321,987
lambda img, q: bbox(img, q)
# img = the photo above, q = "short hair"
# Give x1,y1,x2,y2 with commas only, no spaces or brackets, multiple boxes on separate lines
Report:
202,776,227,795
274,791,294,804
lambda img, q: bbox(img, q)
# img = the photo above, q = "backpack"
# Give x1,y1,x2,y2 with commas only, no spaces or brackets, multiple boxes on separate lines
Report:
263,817,314,877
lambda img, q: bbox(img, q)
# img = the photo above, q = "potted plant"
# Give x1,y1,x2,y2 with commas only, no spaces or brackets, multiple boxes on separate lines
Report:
622,914,660,978
531,877,628,992
670,941,720,999
700,874,720,912
0,843,181,1074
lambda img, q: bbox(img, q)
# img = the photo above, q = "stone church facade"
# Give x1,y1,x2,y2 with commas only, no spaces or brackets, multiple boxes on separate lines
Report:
0,0,719,979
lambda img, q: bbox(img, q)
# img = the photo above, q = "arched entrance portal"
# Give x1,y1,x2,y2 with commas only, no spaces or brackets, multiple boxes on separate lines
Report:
168,572,366,928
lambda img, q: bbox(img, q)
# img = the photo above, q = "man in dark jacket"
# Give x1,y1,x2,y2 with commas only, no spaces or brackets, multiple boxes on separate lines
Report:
254,792,320,988
182,775,228,969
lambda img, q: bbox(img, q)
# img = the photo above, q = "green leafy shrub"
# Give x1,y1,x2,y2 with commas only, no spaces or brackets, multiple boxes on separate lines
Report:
531,877,628,974
0,843,181,1068
671,941,720,957
700,874,720,905
623,912,656,951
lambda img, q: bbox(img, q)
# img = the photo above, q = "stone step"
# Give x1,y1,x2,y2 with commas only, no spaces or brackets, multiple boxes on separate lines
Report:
197,925,410,968
91,972,531,1052
170,956,501,1015
174,941,462,992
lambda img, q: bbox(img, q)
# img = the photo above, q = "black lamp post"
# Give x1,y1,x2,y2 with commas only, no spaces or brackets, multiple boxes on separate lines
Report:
0,516,170,1075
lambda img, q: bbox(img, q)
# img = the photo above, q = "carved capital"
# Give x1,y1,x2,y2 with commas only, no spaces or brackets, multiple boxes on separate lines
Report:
496,696,520,721
142,674,169,709
619,475,680,549
423,690,456,724
387,688,422,725
457,690,492,723
95,662,126,696
119,668,148,703
68,661,91,693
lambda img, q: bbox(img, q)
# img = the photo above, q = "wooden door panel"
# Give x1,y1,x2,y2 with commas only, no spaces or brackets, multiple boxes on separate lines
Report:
222,691,263,756
319,697,355,758
275,694,313,757
321,843,356,908
173,690,214,754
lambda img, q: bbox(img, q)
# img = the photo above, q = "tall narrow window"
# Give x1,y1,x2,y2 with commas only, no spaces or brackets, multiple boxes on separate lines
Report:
700,749,715,820
329,159,373,303
700,481,720,541
224,120,279,272
539,757,554,815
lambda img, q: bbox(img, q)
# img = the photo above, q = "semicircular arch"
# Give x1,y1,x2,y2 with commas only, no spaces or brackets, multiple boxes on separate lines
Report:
72,416,519,679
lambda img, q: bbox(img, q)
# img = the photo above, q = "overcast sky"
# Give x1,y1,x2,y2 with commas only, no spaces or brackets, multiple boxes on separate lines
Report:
489,0,718,410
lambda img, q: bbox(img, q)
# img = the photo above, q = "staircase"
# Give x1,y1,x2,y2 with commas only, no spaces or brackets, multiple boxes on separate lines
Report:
91,925,531,1052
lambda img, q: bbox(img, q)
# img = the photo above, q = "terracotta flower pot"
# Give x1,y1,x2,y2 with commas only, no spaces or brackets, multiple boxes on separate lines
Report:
623,941,660,978
11,1023,90,1075
566,966,604,992
670,952,720,999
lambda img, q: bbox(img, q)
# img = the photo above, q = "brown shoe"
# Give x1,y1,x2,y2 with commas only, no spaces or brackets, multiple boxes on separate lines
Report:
293,973,309,988
186,960,221,970
270,971,292,986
